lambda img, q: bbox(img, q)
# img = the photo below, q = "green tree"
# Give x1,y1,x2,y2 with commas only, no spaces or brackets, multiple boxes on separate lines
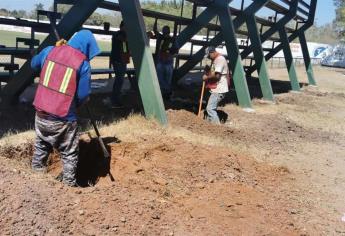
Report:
0,8,10,17
334,0,345,38
87,12,105,26
11,10,27,19
29,2,45,19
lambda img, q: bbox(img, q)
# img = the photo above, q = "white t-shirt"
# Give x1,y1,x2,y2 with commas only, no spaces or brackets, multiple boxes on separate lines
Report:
211,55,229,94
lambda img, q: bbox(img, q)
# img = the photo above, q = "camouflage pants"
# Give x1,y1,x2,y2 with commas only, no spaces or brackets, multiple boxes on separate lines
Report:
32,114,79,186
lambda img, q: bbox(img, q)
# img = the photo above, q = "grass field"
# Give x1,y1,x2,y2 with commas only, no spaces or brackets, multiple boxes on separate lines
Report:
0,30,111,51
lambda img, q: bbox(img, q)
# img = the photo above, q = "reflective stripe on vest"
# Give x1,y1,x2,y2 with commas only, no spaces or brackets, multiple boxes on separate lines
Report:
43,61,55,87
59,67,74,94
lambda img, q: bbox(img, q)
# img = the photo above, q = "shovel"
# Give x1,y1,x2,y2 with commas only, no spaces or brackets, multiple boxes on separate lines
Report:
198,81,206,117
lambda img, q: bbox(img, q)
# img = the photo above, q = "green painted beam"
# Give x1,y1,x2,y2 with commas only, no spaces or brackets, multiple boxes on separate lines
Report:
118,0,167,125
299,32,316,85
241,0,298,60
175,0,269,80
279,28,300,91
1,0,103,104
248,0,317,74
175,5,218,49
215,0,252,108
246,13,274,101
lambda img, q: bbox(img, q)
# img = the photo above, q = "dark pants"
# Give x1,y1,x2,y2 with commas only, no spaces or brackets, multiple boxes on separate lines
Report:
32,114,79,186
111,61,127,104
156,61,173,96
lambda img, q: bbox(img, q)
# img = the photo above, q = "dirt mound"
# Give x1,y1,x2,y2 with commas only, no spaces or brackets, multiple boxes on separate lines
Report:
0,127,301,235
167,109,236,140
0,142,34,164
167,108,337,156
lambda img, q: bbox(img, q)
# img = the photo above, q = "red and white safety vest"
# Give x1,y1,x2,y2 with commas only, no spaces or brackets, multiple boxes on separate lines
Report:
33,45,86,117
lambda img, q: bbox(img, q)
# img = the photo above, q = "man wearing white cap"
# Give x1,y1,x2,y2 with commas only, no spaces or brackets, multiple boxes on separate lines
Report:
202,46,229,124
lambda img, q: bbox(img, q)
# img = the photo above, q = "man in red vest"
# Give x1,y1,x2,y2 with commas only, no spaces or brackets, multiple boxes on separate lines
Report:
31,30,100,187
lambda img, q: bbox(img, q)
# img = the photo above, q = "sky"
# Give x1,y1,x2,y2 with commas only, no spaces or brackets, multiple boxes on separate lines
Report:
0,0,336,26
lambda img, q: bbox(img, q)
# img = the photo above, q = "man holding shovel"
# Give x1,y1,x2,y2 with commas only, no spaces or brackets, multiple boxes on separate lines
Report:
201,46,229,124
31,30,100,187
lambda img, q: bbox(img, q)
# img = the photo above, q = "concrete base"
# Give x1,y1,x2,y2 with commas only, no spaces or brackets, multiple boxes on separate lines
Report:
290,90,302,94
243,107,255,113
256,99,276,105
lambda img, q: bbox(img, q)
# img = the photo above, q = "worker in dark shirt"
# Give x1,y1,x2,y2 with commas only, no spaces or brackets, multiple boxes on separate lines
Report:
104,21,130,108
149,25,178,100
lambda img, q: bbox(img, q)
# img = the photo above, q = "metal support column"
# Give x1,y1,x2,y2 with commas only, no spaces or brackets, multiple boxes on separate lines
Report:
176,5,218,49
242,0,298,75
299,32,316,86
1,0,103,104
246,0,319,80
216,0,252,108
118,0,167,125
279,28,300,91
175,0,268,79
246,14,274,101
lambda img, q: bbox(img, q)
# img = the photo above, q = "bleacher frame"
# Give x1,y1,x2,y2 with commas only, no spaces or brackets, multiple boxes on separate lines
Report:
0,0,318,125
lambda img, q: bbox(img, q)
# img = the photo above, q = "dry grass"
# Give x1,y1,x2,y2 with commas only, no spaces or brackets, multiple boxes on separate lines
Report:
0,130,35,147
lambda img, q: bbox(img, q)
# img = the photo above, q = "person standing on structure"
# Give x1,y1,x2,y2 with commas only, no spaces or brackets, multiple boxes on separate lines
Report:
149,25,178,100
202,46,229,124
105,21,130,108
31,30,100,187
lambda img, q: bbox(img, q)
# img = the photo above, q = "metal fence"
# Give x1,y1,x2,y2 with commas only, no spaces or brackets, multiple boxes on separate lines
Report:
242,57,322,69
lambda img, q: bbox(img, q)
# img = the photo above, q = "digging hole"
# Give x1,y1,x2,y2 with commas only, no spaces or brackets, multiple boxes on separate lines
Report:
1,136,119,187
51,136,118,187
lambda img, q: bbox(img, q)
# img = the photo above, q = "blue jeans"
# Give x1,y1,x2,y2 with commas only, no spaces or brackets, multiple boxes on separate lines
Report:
111,61,127,104
156,62,173,96
206,93,225,124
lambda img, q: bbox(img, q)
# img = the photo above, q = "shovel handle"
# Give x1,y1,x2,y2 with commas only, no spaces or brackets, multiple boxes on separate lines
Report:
198,81,206,117
86,105,110,159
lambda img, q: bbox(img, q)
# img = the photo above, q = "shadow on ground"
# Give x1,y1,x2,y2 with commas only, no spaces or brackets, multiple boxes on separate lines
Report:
76,136,119,187
0,72,308,138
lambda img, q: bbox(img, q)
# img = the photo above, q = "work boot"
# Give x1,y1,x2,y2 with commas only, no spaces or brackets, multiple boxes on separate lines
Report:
63,180,80,187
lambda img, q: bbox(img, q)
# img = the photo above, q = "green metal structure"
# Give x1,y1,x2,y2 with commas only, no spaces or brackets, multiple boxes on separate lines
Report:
0,0,318,124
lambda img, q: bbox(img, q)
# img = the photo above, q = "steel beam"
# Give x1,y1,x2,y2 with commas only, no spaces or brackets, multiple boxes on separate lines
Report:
246,13,274,101
118,0,167,125
298,0,317,86
1,0,103,104
241,0,298,60
175,0,270,79
247,0,317,76
279,28,300,91
215,0,251,108
175,0,268,107
175,6,218,50
242,0,301,89
299,32,316,85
